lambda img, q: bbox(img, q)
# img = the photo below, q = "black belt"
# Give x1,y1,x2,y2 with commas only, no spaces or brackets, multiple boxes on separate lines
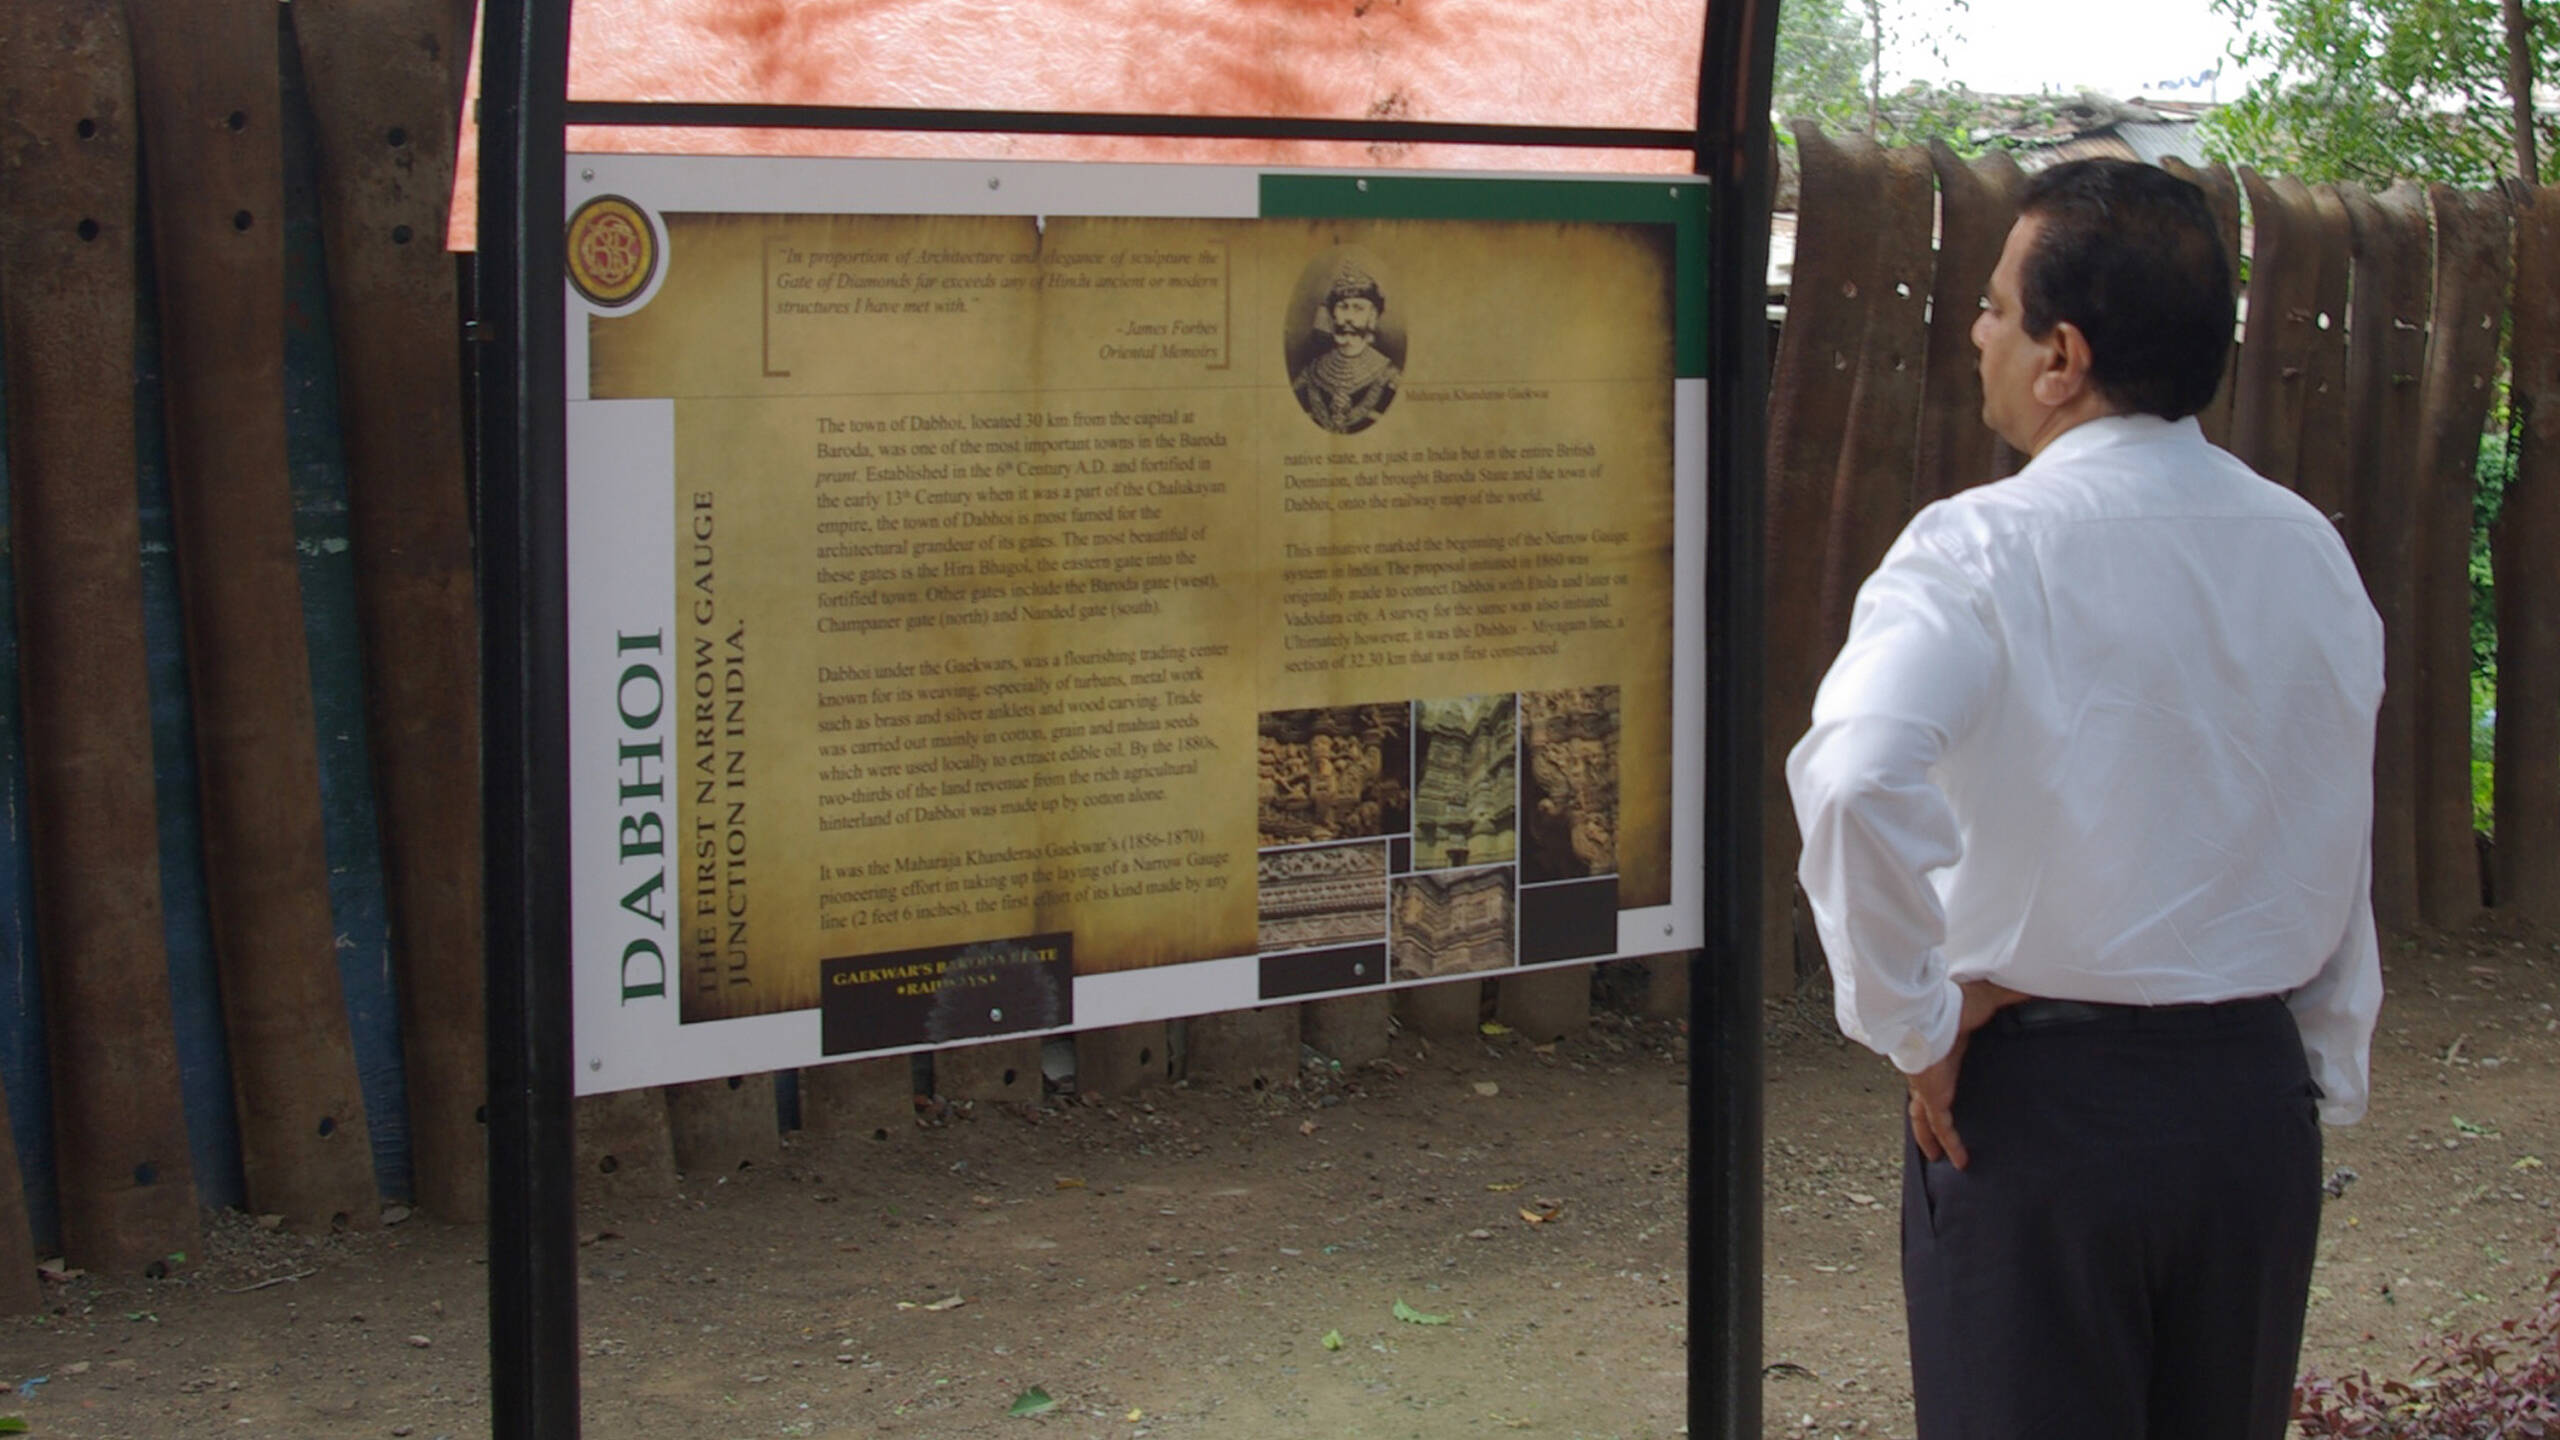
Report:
1991,993,2288,1033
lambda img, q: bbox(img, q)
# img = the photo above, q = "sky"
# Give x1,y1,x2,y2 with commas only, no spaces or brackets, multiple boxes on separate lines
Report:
1892,0,2267,100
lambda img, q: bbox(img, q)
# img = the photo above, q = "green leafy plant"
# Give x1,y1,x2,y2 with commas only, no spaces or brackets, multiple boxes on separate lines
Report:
1772,0,1993,152
2205,0,2556,186
2471,425,2510,833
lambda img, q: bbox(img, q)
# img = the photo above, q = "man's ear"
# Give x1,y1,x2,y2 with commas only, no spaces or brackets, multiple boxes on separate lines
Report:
2030,321,2096,408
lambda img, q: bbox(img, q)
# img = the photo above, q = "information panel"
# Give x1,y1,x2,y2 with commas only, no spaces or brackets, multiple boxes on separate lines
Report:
567,158,1707,1093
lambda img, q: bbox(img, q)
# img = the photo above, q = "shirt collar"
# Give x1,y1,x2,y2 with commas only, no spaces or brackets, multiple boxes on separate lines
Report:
2023,412,2203,473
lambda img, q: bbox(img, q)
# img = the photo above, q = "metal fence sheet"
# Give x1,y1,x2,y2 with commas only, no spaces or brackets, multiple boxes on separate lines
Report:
1760,123,1885,987
2498,185,2560,921
2233,171,2321,487
292,0,487,1223
1915,143,2021,505
2412,184,2513,926
0,0,204,1274
2293,184,2354,522
130,0,380,1229
1818,142,1935,651
2338,182,2434,933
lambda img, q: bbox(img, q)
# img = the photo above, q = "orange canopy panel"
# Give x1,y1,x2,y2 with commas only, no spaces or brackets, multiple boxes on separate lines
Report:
451,0,1711,248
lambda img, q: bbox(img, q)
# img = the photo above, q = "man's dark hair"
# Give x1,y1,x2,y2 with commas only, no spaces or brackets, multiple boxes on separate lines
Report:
2015,159,2234,421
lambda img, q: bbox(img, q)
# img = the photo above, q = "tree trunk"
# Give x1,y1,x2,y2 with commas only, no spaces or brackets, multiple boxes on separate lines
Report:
2505,0,2538,184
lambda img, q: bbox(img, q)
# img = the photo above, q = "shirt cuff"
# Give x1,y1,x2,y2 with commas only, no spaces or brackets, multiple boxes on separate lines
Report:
1884,979,1964,1076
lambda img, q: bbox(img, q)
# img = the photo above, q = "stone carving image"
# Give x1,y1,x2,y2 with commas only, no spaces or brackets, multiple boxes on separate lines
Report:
1256,842,1389,953
1521,686,1620,883
1390,868,1516,980
1257,703,1412,847
1412,694,1517,869
1283,247,1405,435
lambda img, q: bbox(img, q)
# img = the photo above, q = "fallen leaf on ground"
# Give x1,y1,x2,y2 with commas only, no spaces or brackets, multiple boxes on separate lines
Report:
1007,1386,1057,1417
1393,1299,1452,1326
924,1295,966,1312
1520,1199,1565,1224
1764,1361,1819,1380
1054,1177,1086,1190
1486,1181,1523,1192
1300,1121,1318,1136
1473,1082,1500,1097
2516,1156,2545,1171
1480,1021,1513,1036
1321,1329,1345,1351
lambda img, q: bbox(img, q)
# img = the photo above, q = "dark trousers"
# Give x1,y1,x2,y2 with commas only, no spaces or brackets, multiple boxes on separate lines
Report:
1901,996,2323,1440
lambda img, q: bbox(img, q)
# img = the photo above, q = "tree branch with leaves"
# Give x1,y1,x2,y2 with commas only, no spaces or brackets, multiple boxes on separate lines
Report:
2205,0,2554,186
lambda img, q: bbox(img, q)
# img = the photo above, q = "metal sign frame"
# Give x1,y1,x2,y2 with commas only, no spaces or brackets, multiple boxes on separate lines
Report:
474,4,1776,1435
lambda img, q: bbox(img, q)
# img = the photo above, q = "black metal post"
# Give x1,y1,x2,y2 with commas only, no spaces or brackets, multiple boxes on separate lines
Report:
478,0,579,1434
1692,0,1779,1436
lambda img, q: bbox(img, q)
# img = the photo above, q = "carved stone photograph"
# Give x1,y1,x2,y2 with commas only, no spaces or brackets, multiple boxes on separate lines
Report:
1255,841,1389,953
1389,867,1515,980
1521,685,1620,883
1256,703,1412,847
1412,694,1517,869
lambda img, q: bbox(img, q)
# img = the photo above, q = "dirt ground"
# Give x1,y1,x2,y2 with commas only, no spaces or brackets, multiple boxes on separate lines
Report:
2,920,2556,1440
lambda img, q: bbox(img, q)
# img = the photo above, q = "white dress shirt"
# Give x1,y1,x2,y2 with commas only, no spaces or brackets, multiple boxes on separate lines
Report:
1787,414,2385,1124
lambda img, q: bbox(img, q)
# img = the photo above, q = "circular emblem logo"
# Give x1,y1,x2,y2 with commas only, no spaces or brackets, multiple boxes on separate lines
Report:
566,196,656,307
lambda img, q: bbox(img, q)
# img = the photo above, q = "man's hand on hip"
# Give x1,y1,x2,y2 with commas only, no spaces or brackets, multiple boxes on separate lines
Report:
1908,979,2027,1170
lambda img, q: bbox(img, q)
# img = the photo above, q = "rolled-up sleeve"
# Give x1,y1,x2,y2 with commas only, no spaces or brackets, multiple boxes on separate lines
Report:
1786,531,2002,1075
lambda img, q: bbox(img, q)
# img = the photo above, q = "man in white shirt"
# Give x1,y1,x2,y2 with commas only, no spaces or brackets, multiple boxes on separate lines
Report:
1787,158,2383,1439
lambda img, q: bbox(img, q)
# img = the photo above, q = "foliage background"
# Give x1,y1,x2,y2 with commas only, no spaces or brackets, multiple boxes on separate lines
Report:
2204,0,2554,186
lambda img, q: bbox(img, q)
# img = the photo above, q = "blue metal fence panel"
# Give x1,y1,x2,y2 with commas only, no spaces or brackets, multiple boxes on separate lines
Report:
0,24,422,1239
130,227,248,1217
282,34,411,1203
0,361,63,1252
